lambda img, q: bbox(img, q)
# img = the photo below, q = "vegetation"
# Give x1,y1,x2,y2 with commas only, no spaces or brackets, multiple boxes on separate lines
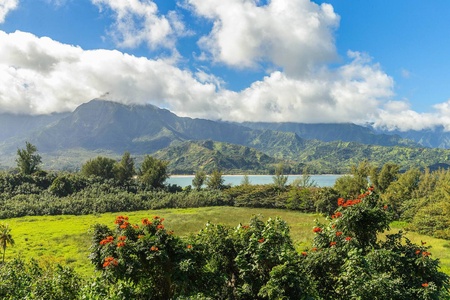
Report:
1,190,449,299
1,143,450,297
16,141,42,175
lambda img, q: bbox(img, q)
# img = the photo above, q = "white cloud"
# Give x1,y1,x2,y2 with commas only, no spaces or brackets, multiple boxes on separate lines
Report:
188,0,339,77
0,0,19,23
91,0,188,50
0,30,218,115
3,30,450,132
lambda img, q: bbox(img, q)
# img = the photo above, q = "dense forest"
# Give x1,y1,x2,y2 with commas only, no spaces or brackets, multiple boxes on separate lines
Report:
0,142,450,298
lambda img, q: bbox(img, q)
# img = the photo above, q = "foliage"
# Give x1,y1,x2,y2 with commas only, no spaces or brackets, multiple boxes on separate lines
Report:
90,215,205,299
16,141,42,175
0,223,14,264
272,164,288,190
206,169,225,190
139,155,169,189
114,151,135,184
81,156,117,180
192,169,206,191
0,259,81,299
307,187,449,299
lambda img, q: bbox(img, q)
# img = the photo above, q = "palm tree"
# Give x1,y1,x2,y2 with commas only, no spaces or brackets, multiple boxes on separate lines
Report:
0,224,14,264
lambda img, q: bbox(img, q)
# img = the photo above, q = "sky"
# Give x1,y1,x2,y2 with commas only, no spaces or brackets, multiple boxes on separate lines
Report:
1,0,450,131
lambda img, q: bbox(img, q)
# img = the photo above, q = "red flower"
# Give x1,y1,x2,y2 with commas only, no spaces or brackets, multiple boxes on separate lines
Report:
117,242,125,247
118,236,127,241
311,247,318,252
187,244,192,249
415,250,421,255
337,198,345,206
133,224,139,229
142,218,152,225
336,231,343,237
150,245,159,251
103,256,118,268
422,282,429,288
157,224,164,230
99,235,114,245
345,236,352,242
330,241,337,247
153,216,160,220
258,238,265,243
313,227,322,233
368,186,374,191
422,251,431,257
301,251,307,256
242,225,249,229
120,221,130,229
383,205,388,210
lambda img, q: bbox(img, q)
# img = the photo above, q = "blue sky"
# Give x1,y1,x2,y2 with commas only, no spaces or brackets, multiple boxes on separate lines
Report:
1,0,450,131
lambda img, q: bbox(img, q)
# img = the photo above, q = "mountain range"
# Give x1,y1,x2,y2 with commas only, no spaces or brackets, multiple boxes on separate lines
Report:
1,99,450,173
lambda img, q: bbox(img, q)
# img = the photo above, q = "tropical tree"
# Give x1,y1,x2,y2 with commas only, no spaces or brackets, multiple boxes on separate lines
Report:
192,169,206,191
272,164,288,190
16,142,42,175
113,151,135,184
206,169,225,190
0,224,14,264
139,155,169,189
81,156,116,180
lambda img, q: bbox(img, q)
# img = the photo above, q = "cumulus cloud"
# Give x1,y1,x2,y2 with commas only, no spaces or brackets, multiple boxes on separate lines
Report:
2,30,450,132
374,99,450,131
92,0,188,50
0,0,19,23
187,0,339,77
0,30,218,115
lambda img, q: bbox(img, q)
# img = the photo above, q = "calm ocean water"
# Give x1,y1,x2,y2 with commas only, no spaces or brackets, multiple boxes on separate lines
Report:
167,174,342,188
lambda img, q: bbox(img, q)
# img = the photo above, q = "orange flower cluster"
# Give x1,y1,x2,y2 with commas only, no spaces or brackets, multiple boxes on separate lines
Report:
422,282,429,288
150,245,159,251
115,215,129,225
311,247,318,252
118,236,126,241
132,224,139,229
335,231,343,237
331,211,342,219
415,250,431,257
187,244,192,249
157,224,164,230
241,225,250,229
339,199,362,207
345,236,352,242
117,241,126,247
142,218,152,225
301,251,307,256
313,227,322,233
100,236,114,245
103,256,118,268
330,241,337,247
258,238,265,243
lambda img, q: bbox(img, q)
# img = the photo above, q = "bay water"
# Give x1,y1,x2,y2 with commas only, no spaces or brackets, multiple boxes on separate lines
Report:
167,174,342,188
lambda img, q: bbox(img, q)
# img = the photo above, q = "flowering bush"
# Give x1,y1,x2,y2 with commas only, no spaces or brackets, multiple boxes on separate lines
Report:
90,215,204,299
305,187,449,299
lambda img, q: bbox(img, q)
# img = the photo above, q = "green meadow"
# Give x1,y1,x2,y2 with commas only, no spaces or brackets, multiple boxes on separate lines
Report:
3,207,450,276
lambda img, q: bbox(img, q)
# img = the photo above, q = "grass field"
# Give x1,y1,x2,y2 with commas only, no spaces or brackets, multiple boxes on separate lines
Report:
2,207,450,276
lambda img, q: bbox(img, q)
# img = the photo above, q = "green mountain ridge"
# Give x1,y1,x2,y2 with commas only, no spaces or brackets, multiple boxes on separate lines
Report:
1,99,450,173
